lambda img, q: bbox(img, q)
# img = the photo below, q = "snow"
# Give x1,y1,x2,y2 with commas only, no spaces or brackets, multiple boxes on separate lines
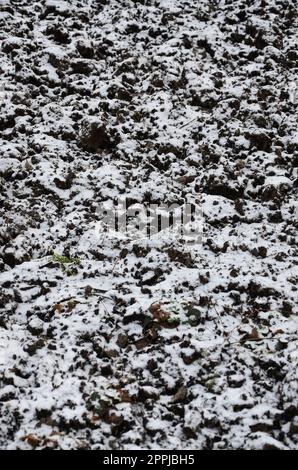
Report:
0,0,297,451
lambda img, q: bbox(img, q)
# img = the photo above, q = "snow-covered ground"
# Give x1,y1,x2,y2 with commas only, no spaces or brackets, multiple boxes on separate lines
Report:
0,0,297,450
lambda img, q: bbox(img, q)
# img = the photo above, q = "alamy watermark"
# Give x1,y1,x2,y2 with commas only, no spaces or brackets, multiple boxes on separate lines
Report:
96,199,204,244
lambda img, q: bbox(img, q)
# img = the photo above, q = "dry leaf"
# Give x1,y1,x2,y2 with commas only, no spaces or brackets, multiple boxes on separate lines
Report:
273,329,285,336
24,434,41,447
150,303,170,322
178,175,196,185
135,337,150,350
118,389,133,403
108,413,123,425
90,414,101,423
54,303,63,314
241,327,260,342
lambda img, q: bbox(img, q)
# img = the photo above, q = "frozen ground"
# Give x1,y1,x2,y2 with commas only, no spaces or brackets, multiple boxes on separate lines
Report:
0,0,297,450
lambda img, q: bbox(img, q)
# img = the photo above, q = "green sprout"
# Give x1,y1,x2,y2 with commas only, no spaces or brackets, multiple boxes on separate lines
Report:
86,392,111,418
52,253,80,275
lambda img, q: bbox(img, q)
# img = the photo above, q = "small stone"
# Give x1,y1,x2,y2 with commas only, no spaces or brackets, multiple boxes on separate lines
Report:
79,123,115,153
171,386,188,403
25,339,45,356
116,333,128,349
183,427,197,439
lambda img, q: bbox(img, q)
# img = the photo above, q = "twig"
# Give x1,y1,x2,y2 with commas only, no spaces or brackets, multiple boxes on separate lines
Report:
179,117,198,129
225,334,289,348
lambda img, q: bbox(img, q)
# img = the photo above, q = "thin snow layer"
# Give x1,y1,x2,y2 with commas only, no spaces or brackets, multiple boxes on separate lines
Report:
0,0,297,450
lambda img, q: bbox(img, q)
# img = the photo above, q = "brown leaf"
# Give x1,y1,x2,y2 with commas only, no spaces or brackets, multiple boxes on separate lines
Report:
273,329,284,336
108,413,123,425
105,349,119,358
146,323,160,340
241,327,260,342
178,175,196,185
54,303,63,314
24,434,41,447
250,327,259,339
90,414,101,423
135,337,150,350
150,303,171,322
118,389,133,403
